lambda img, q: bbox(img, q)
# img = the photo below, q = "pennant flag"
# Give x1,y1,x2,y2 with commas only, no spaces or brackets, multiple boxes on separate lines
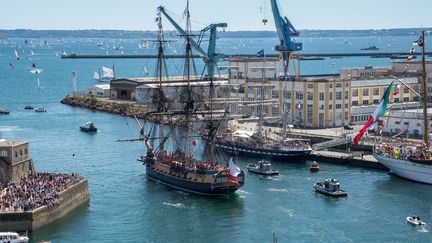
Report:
182,0,190,18
353,82,393,144
228,158,241,186
393,84,400,96
296,102,301,111
410,47,415,53
407,56,413,61
256,49,265,58
418,36,424,47
154,12,161,24
192,140,197,146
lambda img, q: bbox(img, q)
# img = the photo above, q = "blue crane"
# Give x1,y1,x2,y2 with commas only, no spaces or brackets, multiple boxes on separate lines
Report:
270,0,302,76
158,6,226,80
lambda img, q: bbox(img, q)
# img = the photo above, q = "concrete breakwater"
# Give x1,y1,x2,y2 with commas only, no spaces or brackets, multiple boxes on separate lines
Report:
0,179,90,232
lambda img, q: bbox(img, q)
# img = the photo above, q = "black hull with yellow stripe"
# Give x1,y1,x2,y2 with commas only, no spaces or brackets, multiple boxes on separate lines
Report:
144,160,244,196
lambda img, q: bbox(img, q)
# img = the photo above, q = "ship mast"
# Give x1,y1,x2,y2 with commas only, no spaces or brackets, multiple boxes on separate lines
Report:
155,9,168,153
185,0,193,158
420,30,429,149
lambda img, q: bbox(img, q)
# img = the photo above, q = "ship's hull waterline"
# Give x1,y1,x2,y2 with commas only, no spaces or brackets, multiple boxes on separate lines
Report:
216,141,312,161
375,154,432,184
145,164,244,196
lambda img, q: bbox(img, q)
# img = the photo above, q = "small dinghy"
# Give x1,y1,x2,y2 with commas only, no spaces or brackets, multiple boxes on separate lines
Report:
247,160,279,176
310,161,319,172
314,179,347,197
24,106,34,110
35,107,47,112
0,108,10,115
406,216,426,226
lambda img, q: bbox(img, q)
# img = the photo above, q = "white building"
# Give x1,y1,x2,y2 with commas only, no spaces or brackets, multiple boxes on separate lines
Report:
383,108,432,138
86,84,110,97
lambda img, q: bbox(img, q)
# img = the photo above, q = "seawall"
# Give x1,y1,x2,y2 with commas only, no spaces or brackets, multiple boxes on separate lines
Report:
0,179,90,232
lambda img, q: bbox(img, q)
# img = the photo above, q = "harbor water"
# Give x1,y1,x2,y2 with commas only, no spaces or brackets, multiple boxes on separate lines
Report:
0,36,431,242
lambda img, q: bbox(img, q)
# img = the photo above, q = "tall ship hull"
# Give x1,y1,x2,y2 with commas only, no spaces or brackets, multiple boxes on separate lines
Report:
374,154,432,184
142,156,244,196
216,140,311,161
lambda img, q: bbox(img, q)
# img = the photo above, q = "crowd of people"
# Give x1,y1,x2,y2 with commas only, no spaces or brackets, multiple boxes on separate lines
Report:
0,172,84,212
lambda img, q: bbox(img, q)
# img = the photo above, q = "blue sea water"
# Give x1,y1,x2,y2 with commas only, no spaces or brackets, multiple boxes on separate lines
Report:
0,35,431,242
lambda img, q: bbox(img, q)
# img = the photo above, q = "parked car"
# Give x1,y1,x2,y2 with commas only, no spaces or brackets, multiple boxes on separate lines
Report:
343,125,354,130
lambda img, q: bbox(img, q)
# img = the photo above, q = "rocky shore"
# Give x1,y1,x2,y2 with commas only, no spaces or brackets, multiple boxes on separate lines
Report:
61,95,159,121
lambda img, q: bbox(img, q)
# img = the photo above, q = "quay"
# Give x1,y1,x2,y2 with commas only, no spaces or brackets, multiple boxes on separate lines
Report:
60,51,432,59
0,139,90,232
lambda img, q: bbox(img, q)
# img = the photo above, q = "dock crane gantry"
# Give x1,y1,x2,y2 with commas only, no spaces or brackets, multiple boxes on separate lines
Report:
270,0,302,77
158,6,226,80
269,0,303,133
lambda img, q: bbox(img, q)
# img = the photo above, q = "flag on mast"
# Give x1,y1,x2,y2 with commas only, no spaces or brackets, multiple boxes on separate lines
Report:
353,82,393,144
228,158,241,186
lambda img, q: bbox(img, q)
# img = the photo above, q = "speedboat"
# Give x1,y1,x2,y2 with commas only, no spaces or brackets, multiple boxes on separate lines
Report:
406,216,426,226
0,232,29,243
35,107,47,112
247,160,279,176
314,179,347,197
309,161,319,172
24,106,34,110
0,108,10,115
80,121,97,133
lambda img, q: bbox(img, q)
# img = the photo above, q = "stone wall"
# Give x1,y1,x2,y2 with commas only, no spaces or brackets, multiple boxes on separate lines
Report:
0,179,90,232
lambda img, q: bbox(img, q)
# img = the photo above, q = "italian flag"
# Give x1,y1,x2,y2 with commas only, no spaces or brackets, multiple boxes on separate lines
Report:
353,82,393,144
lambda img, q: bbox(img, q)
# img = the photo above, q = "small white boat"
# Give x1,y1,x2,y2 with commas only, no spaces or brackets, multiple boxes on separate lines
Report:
406,216,426,226
79,121,97,133
35,107,47,112
0,232,29,243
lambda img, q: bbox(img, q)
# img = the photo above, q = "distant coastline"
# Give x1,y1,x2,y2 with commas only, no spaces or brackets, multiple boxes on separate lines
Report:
0,28,431,39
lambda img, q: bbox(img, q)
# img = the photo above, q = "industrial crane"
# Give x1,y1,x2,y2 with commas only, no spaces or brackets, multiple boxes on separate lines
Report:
269,0,303,135
270,0,302,77
158,6,226,80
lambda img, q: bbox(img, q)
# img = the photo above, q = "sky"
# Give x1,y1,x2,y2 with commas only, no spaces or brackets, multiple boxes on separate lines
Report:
0,0,431,31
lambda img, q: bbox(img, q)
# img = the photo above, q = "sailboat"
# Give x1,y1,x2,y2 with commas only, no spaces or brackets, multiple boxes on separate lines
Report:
373,31,432,184
122,3,244,196
14,49,20,60
93,66,115,82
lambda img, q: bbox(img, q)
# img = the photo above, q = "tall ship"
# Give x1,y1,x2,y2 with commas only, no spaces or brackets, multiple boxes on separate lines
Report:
215,60,312,161
124,3,244,196
373,31,432,184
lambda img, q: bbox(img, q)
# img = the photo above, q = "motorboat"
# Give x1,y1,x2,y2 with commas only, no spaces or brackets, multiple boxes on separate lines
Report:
0,108,10,115
309,161,320,172
406,216,426,226
314,179,347,197
247,160,279,176
79,121,97,133
0,232,29,243
24,106,34,110
35,107,47,112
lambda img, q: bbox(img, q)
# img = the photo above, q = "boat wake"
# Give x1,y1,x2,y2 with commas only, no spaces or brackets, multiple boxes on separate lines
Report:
417,227,428,233
163,202,186,209
267,188,290,192
0,126,21,132
237,189,251,195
